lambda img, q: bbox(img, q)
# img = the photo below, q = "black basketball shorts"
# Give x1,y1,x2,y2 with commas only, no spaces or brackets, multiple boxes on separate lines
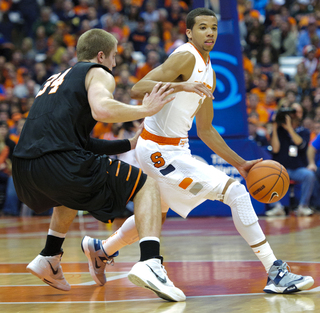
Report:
12,150,147,223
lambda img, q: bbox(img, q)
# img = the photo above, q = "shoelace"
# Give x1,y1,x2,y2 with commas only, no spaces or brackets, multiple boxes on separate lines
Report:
161,264,167,275
101,256,115,266
279,262,290,274
279,262,301,280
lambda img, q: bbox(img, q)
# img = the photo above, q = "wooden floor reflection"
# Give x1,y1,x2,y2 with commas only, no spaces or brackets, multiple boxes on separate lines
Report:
1,213,320,313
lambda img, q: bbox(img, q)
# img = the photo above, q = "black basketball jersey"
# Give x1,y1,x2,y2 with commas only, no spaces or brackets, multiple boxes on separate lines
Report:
13,62,112,159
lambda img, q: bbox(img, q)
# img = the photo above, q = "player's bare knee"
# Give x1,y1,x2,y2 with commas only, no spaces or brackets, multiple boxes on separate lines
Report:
223,181,258,226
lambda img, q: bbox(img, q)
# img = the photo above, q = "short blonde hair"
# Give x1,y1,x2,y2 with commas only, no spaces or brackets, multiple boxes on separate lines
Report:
76,29,117,61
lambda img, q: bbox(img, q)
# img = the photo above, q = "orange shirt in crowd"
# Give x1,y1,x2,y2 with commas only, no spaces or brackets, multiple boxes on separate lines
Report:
136,63,153,80
92,122,112,139
250,87,267,104
247,105,269,125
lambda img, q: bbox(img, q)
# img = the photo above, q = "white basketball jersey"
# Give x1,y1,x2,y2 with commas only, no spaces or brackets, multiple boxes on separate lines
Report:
144,42,214,138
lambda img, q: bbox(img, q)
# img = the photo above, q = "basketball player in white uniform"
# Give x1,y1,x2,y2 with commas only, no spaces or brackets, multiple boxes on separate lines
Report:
99,8,314,294
36,8,314,295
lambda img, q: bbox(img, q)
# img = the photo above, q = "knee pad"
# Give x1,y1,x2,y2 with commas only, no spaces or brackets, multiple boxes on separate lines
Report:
223,181,258,226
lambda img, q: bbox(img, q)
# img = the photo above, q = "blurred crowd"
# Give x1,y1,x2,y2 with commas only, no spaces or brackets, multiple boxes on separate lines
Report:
1,0,320,216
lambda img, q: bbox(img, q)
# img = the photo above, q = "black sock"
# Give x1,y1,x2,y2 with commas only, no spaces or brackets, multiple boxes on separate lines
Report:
40,235,65,256
139,240,160,261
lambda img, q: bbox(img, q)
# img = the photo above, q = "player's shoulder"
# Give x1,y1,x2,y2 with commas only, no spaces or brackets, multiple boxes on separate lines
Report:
167,50,195,67
87,65,112,81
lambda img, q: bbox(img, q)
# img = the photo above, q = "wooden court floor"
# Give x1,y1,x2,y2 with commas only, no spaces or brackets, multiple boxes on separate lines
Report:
1,213,320,313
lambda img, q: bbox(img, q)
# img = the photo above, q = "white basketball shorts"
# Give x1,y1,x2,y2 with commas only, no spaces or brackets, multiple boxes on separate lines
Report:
135,136,230,218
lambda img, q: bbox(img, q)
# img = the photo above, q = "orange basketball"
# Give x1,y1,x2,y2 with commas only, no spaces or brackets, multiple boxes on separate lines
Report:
246,160,290,203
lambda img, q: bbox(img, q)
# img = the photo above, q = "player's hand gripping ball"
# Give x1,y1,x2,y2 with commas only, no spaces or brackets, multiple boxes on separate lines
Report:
246,160,290,203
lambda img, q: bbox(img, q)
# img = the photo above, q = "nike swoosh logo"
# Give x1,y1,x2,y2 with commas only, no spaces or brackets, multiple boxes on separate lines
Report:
269,192,278,202
146,264,167,284
95,259,101,269
47,260,59,275
198,69,203,73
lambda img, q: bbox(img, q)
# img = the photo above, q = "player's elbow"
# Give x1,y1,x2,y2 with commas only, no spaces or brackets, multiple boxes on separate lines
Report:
91,107,113,123
130,85,143,100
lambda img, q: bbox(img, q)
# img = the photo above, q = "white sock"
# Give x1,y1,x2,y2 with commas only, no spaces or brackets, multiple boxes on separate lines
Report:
252,242,277,273
102,215,139,256
139,237,160,243
48,229,66,238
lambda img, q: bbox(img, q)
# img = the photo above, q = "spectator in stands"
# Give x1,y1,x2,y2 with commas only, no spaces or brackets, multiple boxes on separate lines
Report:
20,37,36,69
301,94,315,117
291,0,315,22
74,0,90,18
257,34,279,65
296,16,320,56
251,74,270,103
247,92,270,126
115,68,138,90
86,6,103,29
13,74,40,100
307,130,320,209
270,18,298,57
248,116,270,152
128,17,150,53
145,36,167,63
33,62,48,86
302,44,318,76
140,0,160,32
244,69,256,92
273,75,290,101
294,62,308,87
257,49,276,79
0,120,20,217
34,25,48,54
245,12,265,59
125,5,141,32
0,121,12,214
264,0,285,32
136,50,160,80
32,6,57,38
166,0,187,26
267,102,315,216
263,88,278,116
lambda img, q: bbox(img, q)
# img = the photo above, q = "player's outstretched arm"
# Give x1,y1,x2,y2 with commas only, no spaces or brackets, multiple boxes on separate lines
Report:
87,68,174,123
131,52,213,100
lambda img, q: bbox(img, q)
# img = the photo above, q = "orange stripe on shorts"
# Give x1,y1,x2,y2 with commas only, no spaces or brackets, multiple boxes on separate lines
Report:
126,165,132,181
127,168,142,204
179,177,193,189
115,160,121,176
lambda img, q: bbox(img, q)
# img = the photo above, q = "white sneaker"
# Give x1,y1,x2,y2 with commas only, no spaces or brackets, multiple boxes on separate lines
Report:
128,258,186,302
263,260,314,293
26,252,71,291
295,206,313,216
81,236,118,286
265,204,286,216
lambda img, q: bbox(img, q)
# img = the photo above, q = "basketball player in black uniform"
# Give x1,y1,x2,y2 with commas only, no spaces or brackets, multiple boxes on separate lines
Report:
12,29,186,302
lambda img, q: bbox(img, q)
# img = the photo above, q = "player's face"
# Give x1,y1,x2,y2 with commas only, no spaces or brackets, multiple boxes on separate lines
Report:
187,15,218,55
102,45,117,70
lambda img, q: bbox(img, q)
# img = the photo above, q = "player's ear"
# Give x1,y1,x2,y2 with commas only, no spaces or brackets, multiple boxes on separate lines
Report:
97,51,105,63
186,29,192,41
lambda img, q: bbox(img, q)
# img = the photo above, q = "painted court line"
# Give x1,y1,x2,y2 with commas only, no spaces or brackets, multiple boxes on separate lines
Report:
2,287,319,305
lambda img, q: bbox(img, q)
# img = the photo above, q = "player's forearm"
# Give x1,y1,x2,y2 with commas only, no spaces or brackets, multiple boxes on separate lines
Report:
199,127,245,168
131,80,182,100
86,138,130,155
92,99,148,123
